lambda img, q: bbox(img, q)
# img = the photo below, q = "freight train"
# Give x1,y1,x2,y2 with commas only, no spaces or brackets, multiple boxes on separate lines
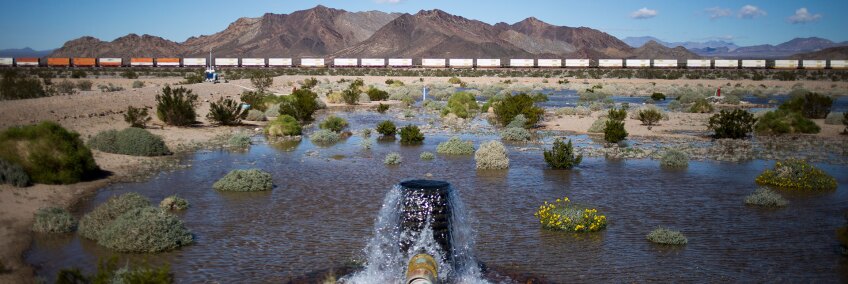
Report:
0,57,845,70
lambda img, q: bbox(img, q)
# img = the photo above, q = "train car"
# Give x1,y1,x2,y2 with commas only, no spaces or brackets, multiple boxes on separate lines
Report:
47,58,71,67
156,58,180,67
598,59,623,68
476,59,501,68
540,59,564,68
15,58,39,67
301,58,325,67
509,59,534,68
361,58,386,67
214,58,239,67
625,59,650,68
182,58,206,67
72,58,96,67
130,58,154,67
388,58,413,67
774,60,799,69
741,60,766,68
449,58,473,68
830,60,848,69
422,58,446,68
241,58,266,67
653,59,677,68
714,59,738,68
268,58,292,67
0,58,12,66
333,58,358,67
686,59,711,68
801,60,826,69
98,58,122,67
563,59,587,68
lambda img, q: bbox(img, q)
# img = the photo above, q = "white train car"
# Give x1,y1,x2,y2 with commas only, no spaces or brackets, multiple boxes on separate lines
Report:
0,58,15,66
539,59,563,68
774,60,799,69
449,59,473,68
388,58,413,67
686,59,711,68
741,60,766,68
422,58,446,68
802,60,826,69
509,59,534,68
830,60,848,69
714,59,738,68
653,59,678,68
268,58,293,67
333,58,357,67
563,59,588,68
625,59,650,68
598,59,623,68
214,58,238,67
301,58,325,67
476,59,501,68
241,58,266,67
182,58,206,67
361,58,386,67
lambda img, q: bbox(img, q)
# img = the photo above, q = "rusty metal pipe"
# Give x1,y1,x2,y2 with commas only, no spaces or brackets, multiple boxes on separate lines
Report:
406,253,438,284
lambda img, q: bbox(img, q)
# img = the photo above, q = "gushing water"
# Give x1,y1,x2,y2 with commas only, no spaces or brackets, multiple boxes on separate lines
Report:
342,181,487,283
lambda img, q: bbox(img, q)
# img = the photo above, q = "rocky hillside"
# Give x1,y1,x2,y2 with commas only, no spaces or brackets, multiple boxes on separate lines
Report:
630,41,700,60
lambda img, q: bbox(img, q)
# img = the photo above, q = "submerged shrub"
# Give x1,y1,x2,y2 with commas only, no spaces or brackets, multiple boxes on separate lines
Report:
543,139,582,169
475,140,509,170
709,109,757,139
646,227,688,245
745,188,788,207
660,149,689,168
0,158,30,187
437,137,474,155
399,125,425,144
755,159,836,191
319,115,349,132
442,92,479,119
78,192,150,241
213,169,274,192
587,117,608,133
492,93,544,127
278,88,319,121
501,127,531,141
376,120,397,136
651,92,666,101
159,195,189,210
155,86,198,126
32,207,76,233
123,106,151,128
534,197,607,232
603,119,627,143
420,152,435,160
88,128,170,156
265,115,301,136
754,109,820,135
98,207,193,253
227,132,251,148
779,92,833,119
310,129,341,145
245,109,267,121
384,152,402,165
0,122,98,184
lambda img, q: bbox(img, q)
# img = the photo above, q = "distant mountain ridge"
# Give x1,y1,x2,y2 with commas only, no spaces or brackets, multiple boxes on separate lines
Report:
623,36,847,58
0,47,55,58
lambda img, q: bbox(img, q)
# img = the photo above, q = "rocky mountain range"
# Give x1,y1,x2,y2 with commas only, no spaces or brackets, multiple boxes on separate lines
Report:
623,36,847,58
0,47,55,58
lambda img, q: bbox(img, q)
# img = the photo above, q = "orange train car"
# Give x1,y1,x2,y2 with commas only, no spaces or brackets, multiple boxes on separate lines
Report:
130,57,154,67
156,58,180,67
15,57,39,66
47,58,70,67
72,58,96,67
98,58,122,67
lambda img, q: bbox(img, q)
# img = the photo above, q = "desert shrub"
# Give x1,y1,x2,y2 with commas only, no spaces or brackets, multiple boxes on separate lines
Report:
745,188,788,207
448,77,462,84
384,152,402,165
755,159,836,191
0,158,30,187
301,77,319,89
689,98,713,113
399,125,425,144
588,102,604,112
667,100,683,112
265,115,302,136
360,139,372,150
500,127,531,141
55,80,77,95
78,192,150,241
587,117,608,133
131,80,145,89
120,70,138,79
98,83,124,92
442,92,479,119
825,112,844,125
420,152,434,160
0,70,47,100
475,140,509,169
342,87,359,105
367,87,389,101
98,207,193,253
506,114,528,129
213,169,274,192
376,103,390,113
123,106,151,128
310,129,341,145
0,122,98,184
754,109,820,135
543,139,582,169
437,136,474,155
607,107,627,121
265,103,280,118
159,195,189,210
358,93,371,103
360,128,372,138
76,80,93,91
532,93,549,103
376,120,397,136
88,128,170,156
779,92,833,119
723,94,741,105
155,86,197,126
32,207,76,233
638,108,663,128
227,132,251,148
249,71,273,93
319,116,349,132
207,98,247,125
245,109,267,121
646,227,687,245
708,109,757,139
56,257,174,284
240,91,268,112
603,119,627,143
534,197,607,232
660,149,688,168
279,88,319,121
651,92,666,101
492,94,544,127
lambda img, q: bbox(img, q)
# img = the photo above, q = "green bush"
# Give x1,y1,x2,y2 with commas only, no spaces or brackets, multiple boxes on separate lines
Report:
124,106,151,128
319,116,349,132
159,195,189,211
437,136,474,155
55,80,77,95
249,71,273,93
532,93,549,103
245,109,267,121
708,109,757,139
441,92,479,119
506,114,528,129
607,107,627,121
98,207,193,253
56,257,173,284
76,80,93,91
384,152,402,165
88,128,170,156
0,122,98,184
213,169,274,192
492,94,544,127
723,94,741,105
603,119,627,143
227,132,251,148
638,108,663,128
266,115,301,136
500,127,532,141
342,88,359,105
745,188,788,207
279,88,319,121
651,92,666,101
121,70,138,79
666,100,683,112
755,159,836,190
367,87,389,101
376,103,390,113
207,98,247,125
544,139,582,169
646,227,688,245
689,98,713,113
309,129,340,145
448,77,462,84
0,70,47,100
155,86,198,126
131,80,145,89
588,117,608,133
399,125,425,144
376,120,397,136
754,109,820,135
240,91,268,112
78,192,150,241
475,140,509,169
419,152,434,160
779,92,833,119
265,103,281,118
660,149,688,168
0,158,30,187
32,207,76,233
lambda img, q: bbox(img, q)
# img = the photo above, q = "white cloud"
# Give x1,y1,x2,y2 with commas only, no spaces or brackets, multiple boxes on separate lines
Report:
788,7,822,24
705,7,732,20
630,7,658,19
374,0,402,3
738,5,766,19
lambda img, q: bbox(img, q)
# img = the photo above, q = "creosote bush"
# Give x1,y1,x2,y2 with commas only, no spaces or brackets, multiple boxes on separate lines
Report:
543,139,582,169
754,109,820,135
265,115,301,137
131,80,145,89
420,152,435,161
500,127,531,141
78,192,150,241
160,195,189,210
587,117,608,133
755,159,836,191
124,106,151,128
367,87,389,101
376,120,397,137
506,114,528,129
32,207,76,233
88,128,170,156
603,119,627,143
708,109,756,139
437,136,474,155
492,93,544,128
0,122,98,184
399,125,425,144
207,97,247,125
384,152,402,165
779,92,833,119
213,169,274,192
638,108,663,129
0,158,30,187
646,227,688,245
376,103,390,113
98,207,193,253
441,92,479,119
651,92,666,101
534,197,607,232
227,132,251,148
245,109,267,121
660,149,689,168
475,140,509,170
310,129,341,145
745,188,788,207
319,115,349,132
689,98,713,113
240,91,268,112
278,88,319,122
155,86,198,126
1,70,47,100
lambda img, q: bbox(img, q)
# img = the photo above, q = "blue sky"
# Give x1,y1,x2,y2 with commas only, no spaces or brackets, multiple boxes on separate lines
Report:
1,0,845,50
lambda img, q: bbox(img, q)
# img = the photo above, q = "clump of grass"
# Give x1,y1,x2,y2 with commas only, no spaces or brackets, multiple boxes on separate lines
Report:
310,129,341,145
646,227,688,245
265,115,302,137
88,128,171,156
384,152,402,165
755,159,836,191
245,109,267,121
78,192,150,241
436,136,474,155
420,152,435,160
97,207,193,253
475,140,509,169
0,158,30,187
660,149,689,169
319,115,349,132
745,188,788,207
227,132,251,148
0,121,99,185
500,127,531,141
32,207,76,233
213,169,274,192
159,195,189,210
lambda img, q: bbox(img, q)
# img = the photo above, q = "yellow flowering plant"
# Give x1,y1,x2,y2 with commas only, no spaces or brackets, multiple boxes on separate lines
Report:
755,159,837,191
534,197,607,233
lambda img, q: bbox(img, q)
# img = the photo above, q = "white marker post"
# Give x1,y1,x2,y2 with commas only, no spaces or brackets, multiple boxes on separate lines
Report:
422,86,427,102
